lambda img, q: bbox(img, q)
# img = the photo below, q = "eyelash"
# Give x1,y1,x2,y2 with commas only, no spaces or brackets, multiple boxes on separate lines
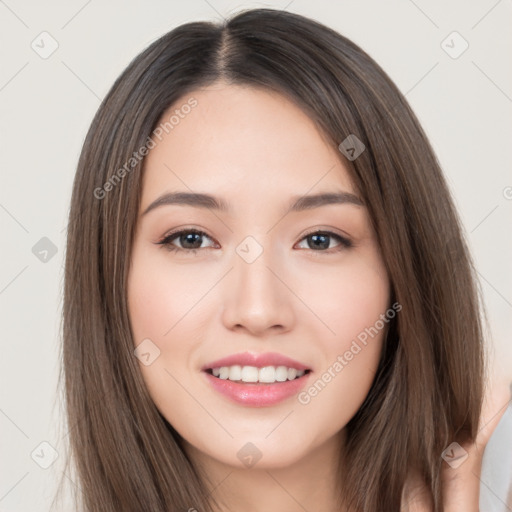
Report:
156,228,353,255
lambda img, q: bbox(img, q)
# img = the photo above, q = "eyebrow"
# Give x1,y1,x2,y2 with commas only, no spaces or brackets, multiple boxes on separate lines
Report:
142,190,364,216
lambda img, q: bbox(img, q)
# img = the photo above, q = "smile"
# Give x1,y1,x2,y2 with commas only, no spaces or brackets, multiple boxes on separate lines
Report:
206,365,310,384
201,351,313,406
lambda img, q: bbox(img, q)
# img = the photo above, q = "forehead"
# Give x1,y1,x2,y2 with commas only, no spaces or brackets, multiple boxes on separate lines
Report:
141,83,356,204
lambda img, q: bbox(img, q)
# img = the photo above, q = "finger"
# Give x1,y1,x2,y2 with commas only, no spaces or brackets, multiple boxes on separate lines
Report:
440,376,512,511
476,375,511,450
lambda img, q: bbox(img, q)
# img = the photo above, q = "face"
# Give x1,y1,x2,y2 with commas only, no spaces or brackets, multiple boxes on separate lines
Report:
127,82,390,470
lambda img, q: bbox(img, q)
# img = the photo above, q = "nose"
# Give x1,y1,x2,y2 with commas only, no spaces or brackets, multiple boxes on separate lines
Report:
221,247,295,336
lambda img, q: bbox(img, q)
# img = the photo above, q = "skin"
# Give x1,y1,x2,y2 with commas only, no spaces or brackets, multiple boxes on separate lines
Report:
404,376,511,511
127,82,510,511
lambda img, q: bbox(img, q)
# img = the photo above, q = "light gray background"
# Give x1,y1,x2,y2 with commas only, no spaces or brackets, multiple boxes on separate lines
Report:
1,1,511,510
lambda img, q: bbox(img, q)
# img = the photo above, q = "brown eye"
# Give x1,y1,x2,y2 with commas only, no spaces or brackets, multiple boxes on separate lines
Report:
156,229,216,253
296,231,352,252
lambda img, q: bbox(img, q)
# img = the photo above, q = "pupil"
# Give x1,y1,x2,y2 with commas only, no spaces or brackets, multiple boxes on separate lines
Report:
310,234,329,250
181,233,201,249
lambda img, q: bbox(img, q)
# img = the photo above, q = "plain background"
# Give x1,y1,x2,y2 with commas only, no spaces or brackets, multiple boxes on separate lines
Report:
0,1,511,510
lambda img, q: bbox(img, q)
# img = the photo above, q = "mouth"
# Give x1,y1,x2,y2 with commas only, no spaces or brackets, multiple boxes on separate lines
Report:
204,365,312,384
201,352,313,406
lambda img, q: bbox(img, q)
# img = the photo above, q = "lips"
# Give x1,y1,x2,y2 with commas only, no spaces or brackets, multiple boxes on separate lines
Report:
201,351,312,407
201,351,310,372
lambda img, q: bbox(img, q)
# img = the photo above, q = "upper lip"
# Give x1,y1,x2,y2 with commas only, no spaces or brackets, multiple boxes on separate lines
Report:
202,351,311,371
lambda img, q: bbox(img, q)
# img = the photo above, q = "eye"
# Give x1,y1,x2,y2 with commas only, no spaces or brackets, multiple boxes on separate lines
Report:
156,228,353,255
156,228,217,253
295,230,352,253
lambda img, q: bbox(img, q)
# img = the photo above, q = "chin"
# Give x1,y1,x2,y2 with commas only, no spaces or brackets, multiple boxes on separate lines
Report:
185,433,314,471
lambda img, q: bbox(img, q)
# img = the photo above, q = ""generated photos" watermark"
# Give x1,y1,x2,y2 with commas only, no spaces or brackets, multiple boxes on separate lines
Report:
298,301,401,405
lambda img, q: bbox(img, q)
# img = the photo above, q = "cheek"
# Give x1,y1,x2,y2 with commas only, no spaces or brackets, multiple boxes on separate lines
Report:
127,248,207,422
127,245,222,387
293,252,390,344
291,253,389,425
296,341,383,450
128,247,206,343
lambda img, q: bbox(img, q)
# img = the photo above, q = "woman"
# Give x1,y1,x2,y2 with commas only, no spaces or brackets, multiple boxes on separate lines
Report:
58,8,508,511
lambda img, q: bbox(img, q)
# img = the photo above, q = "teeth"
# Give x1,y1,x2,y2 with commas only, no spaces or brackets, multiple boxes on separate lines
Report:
210,365,308,383
228,365,242,381
275,366,288,382
241,366,259,382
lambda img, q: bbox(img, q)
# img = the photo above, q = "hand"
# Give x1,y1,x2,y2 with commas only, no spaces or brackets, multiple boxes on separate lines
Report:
440,377,511,512
403,377,511,511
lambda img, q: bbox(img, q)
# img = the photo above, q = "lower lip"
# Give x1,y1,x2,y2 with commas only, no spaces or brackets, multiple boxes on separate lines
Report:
203,371,311,407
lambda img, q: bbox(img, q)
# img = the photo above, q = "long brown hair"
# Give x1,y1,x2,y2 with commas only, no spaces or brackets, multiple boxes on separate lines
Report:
56,8,485,511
